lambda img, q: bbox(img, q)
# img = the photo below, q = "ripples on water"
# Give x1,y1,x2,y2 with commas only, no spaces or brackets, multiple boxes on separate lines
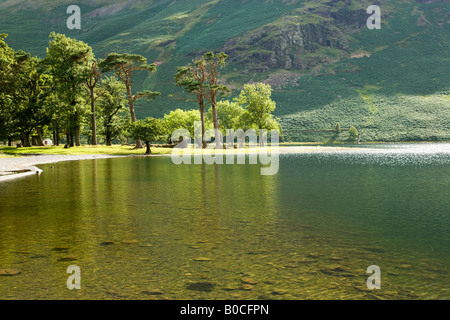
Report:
284,143,450,167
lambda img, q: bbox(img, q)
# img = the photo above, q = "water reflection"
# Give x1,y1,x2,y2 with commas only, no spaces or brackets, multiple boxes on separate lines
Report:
0,144,449,299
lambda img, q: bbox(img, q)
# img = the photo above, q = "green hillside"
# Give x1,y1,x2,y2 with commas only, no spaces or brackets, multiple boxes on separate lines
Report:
1,0,449,142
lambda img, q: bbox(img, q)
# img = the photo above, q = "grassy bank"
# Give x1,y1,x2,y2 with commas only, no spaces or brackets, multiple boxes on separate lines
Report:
0,145,174,156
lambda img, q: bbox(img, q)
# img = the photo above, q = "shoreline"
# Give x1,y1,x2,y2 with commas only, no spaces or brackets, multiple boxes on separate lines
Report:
0,154,134,183
1,143,449,183
0,146,362,183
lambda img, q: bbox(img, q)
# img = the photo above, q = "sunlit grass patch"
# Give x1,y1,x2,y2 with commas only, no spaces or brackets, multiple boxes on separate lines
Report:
0,145,174,156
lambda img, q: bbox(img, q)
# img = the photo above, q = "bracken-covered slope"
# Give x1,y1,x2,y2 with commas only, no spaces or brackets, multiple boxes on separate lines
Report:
0,0,449,142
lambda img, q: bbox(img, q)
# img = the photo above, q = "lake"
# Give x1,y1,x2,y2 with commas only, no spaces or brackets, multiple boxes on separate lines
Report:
0,143,449,299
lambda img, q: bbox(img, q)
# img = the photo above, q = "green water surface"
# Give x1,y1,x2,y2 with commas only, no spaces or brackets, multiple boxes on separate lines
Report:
0,144,449,300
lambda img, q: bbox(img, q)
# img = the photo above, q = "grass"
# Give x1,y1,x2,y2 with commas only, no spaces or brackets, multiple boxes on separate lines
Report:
0,143,365,157
0,145,174,156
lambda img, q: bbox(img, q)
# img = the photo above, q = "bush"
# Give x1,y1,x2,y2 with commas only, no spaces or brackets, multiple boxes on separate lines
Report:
348,126,359,141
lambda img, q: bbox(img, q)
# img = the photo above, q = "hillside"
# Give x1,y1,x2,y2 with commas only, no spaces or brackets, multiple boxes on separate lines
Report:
0,0,449,142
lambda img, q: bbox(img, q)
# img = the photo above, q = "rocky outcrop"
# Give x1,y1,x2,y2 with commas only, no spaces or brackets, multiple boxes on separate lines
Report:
222,2,369,72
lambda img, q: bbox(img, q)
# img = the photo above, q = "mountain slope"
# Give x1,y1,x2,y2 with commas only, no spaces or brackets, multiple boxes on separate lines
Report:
0,0,449,142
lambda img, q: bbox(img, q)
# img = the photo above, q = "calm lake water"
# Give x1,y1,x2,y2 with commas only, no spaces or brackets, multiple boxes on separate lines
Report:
0,143,449,300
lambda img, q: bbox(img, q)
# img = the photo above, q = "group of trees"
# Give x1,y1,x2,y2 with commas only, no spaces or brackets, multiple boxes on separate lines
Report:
1,33,281,153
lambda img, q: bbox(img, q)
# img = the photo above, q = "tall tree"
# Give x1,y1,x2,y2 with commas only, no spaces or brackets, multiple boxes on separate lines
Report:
174,61,208,148
9,52,53,147
99,53,160,148
201,52,230,148
98,76,128,146
0,34,16,145
237,83,281,146
44,32,93,147
174,52,230,148
83,59,102,145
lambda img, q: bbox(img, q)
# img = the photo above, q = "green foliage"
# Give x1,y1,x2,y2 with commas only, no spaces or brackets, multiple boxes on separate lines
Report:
0,34,14,77
348,126,359,142
11,55,53,131
1,1,449,143
0,34,16,142
99,52,160,127
236,83,280,132
201,51,231,104
335,123,341,134
208,100,245,132
163,108,204,138
100,53,157,75
129,117,166,154
98,76,129,145
44,32,94,146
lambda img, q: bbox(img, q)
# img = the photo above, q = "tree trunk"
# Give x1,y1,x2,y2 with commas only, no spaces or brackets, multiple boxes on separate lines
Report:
53,125,60,146
53,127,57,146
211,102,221,148
35,127,45,146
65,132,69,148
106,124,112,146
199,97,207,149
8,138,12,147
22,132,31,147
145,141,152,155
127,84,143,149
69,132,74,147
56,126,60,146
90,87,97,145
259,137,265,147
75,128,81,147
210,79,221,148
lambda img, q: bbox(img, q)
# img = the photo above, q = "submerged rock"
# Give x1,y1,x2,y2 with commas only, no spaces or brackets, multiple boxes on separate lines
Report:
57,255,80,262
0,269,21,276
241,284,254,290
320,265,354,277
193,257,213,262
241,277,258,285
271,289,288,296
329,256,344,261
30,255,48,259
51,247,70,252
100,241,115,246
186,281,215,292
222,285,239,291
